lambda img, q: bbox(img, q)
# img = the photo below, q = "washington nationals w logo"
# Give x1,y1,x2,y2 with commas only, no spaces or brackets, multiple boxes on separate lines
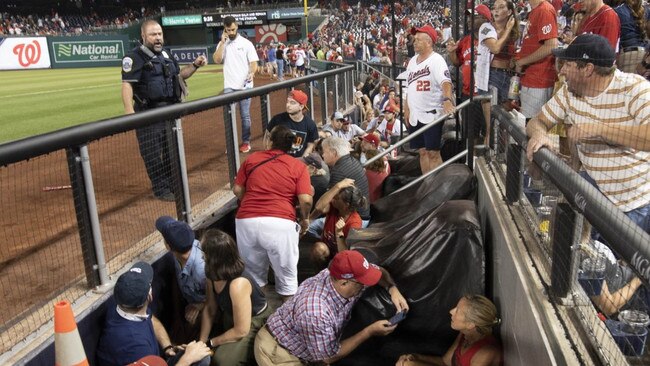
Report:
13,40,41,67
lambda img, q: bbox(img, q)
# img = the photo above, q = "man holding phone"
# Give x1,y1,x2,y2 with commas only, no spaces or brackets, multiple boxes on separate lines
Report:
213,16,258,153
254,250,409,365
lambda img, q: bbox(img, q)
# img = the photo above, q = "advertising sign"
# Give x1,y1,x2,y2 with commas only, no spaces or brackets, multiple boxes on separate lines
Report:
0,37,51,70
48,35,129,68
202,11,267,27
267,8,305,20
162,15,203,26
255,24,287,44
169,47,209,64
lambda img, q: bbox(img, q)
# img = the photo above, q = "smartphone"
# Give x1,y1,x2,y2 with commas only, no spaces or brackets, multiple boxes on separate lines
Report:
388,311,407,325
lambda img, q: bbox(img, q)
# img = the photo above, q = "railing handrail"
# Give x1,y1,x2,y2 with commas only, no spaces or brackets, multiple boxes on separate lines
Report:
492,106,650,283
363,95,492,168
0,64,354,167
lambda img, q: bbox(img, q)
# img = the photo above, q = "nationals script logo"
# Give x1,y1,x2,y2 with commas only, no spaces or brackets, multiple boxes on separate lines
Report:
13,40,41,67
407,65,430,85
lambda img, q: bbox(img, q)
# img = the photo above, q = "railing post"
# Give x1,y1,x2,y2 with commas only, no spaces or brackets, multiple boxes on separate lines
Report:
344,71,350,108
334,74,340,111
66,147,101,289
223,104,240,187
505,142,524,204
261,94,271,132
66,145,110,290
309,76,315,120
550,202,580,299
173,119,192,223
166,119,187,221
322,77,329,122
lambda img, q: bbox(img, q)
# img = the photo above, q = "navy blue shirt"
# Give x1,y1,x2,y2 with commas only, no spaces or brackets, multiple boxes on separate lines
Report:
96,299,158,366
615,3,646,49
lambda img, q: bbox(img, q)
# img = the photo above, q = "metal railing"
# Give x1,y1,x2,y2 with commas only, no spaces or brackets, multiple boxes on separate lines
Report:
490,106,650,365
0,63,355,358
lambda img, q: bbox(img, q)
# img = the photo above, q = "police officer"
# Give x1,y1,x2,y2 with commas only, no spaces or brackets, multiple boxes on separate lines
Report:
122,19,207,201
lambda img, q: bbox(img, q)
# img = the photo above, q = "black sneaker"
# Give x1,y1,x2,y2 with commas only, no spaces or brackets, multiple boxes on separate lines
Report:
155,191,175,202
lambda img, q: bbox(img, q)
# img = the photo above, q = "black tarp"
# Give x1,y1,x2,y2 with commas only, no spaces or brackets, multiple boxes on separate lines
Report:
336,199,485,366
371,164,476,225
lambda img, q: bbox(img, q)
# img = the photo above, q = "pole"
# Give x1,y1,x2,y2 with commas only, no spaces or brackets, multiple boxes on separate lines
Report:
391,4,397,79
304,0,308,39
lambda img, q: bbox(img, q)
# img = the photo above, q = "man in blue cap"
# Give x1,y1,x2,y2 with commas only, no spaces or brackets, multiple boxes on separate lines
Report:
97,262,211,365
155,216,206,344
527,34,650,234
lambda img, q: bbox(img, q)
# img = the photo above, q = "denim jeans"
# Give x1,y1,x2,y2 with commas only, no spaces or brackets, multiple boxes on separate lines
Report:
276,59,285,81
580,171,650,236
223,88,252,143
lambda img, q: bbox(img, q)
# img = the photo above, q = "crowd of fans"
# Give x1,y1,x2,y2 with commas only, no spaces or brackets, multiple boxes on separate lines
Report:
0,8,155,36
5,0,650,363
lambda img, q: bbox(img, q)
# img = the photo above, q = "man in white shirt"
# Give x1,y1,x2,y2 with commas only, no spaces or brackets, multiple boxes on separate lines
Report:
213,16,258,153
405,25,455,173
294,45,307,77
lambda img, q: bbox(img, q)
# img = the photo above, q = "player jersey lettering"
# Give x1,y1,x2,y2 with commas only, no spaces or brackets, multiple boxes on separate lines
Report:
407,65,431,85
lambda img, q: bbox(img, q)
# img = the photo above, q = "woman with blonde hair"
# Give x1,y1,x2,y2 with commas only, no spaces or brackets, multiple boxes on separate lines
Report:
396,295,502,366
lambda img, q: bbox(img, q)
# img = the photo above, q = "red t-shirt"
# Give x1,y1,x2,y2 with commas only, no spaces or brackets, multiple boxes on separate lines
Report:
578,5,621,52
456,35,477,96
235,150,312,220
322,204,362,256
366,169,389,203
518,0,558,88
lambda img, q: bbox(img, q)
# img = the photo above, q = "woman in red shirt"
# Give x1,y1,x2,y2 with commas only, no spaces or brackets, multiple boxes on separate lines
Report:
396,295,502,366
310,178,367,269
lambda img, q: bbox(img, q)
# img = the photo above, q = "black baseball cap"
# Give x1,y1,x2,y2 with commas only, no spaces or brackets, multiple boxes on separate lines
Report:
156,216,195,253
114,262,154,308
552,34,616,67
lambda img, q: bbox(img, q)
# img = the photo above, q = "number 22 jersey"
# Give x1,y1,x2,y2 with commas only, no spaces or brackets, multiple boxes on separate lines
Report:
405,52,451,126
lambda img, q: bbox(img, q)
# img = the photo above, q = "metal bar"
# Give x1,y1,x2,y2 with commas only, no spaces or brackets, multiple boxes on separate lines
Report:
550,202,577,298
261,94,271,132
66,147,100,289
309,78,315,120
223,104,238,187
323,77,329,121
0,65,356,167
334,74,340,111
364,95,491,168
493,106,650,282
391,149,468,195
344,71,349,107
174,119,192,224
505,143,523,204
166,120,185,221
79,145,110,288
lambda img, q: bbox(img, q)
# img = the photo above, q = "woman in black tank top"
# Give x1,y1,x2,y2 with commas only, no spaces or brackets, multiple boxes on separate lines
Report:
198,229,272,366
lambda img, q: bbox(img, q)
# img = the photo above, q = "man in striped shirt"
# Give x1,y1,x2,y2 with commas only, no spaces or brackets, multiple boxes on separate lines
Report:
527,34,650,233
254,250,409,365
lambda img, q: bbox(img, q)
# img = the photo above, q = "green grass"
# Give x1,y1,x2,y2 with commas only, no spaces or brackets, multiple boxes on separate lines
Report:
0,65,224,143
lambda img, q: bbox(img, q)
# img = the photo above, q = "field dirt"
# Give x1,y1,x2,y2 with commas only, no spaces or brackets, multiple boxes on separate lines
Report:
0,74,334,353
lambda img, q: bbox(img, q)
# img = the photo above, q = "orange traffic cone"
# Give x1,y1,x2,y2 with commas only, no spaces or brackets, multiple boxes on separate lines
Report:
54,301,89,366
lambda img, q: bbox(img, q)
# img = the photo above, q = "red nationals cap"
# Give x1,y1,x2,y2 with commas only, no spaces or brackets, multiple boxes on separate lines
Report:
329,250,382,286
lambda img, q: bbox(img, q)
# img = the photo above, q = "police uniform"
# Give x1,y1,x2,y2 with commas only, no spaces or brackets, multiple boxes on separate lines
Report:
122,46,181,199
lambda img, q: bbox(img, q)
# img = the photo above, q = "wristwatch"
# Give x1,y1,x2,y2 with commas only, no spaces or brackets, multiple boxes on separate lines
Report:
192,62,201,68
207,339,215,348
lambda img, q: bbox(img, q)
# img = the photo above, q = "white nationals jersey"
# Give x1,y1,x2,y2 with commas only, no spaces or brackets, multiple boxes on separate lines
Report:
406,52,451,126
